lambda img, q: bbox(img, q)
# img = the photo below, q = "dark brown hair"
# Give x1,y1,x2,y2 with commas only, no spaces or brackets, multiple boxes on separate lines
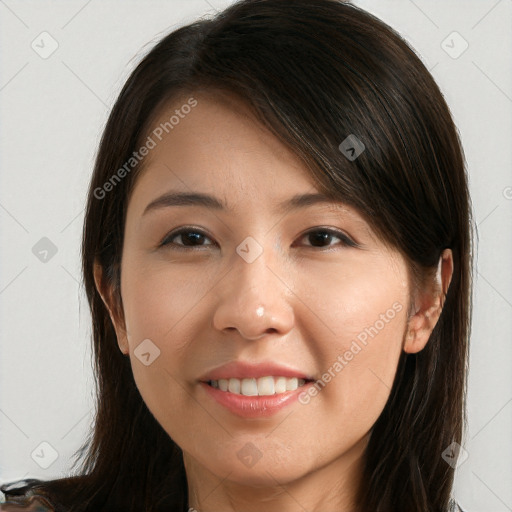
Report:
1,0,472,510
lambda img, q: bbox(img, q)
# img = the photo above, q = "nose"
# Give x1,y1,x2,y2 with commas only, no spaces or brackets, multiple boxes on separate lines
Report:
211,245,295,340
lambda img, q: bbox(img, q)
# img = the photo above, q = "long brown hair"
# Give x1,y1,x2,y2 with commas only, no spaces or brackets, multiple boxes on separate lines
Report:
2,1,472,510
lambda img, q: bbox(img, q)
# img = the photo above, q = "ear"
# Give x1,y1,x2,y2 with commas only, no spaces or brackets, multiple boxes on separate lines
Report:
93,260,130,355
404,248,453,354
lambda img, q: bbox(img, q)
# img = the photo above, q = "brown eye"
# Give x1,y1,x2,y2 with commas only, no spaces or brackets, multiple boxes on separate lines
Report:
160,228,215,250
159,227,358,252
297,228,358,249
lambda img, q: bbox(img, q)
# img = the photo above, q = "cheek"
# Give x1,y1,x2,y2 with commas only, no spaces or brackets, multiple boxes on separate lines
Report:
296,261,408,417
121,259,212,347
299,257,408,342
118,258,211,404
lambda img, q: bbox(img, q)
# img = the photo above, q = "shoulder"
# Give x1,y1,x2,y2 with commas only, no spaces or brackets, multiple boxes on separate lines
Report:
0,479,55,512
0,500,53,512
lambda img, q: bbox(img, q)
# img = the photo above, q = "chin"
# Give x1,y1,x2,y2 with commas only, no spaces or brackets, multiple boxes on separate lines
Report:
206,453,309,486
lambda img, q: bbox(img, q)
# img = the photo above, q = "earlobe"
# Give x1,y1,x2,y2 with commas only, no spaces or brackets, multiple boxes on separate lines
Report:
93,261,130,355
403,249,453,354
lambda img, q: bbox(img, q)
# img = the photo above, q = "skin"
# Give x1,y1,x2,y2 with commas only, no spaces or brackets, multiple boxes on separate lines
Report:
94,91,453,512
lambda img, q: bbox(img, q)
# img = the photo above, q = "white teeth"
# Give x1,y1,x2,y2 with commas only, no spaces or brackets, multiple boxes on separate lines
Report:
258,376,275,396
286,377,298,391
209,376,307,396
274,376,287,394
241,378,258,396
228,378,240,394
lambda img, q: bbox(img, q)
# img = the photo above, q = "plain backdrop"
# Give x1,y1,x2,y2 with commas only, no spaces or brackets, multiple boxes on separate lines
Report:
0,1,511,510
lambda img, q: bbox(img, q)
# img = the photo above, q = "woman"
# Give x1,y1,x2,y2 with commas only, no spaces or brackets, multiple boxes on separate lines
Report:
0,0,472,510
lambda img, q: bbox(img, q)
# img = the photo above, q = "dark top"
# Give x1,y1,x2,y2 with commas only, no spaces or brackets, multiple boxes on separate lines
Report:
0,477,467,511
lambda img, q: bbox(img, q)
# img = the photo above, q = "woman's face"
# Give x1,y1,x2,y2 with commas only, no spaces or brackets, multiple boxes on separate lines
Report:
99,91,420,497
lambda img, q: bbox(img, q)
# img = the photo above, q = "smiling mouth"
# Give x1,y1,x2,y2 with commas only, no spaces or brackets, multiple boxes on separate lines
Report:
205,376,313,397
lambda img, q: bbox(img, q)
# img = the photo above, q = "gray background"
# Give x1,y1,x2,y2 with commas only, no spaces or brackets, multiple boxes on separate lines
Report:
0,1,511,510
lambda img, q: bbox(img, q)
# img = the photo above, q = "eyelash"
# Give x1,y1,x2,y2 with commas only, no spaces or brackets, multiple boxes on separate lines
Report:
159,226,358,252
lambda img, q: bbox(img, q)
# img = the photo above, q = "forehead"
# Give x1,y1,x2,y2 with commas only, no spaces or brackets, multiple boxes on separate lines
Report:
149,91,305,167
130,91,326,211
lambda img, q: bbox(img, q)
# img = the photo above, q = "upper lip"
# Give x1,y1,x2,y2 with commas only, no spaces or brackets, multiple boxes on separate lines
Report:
199,360,314,382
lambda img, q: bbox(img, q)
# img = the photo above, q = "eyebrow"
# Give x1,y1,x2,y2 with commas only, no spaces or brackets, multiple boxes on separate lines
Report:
142,191,342,217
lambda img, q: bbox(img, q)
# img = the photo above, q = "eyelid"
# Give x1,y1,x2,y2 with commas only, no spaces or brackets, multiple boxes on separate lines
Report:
308,227,359,248
159,226,215,249
159,225,360,250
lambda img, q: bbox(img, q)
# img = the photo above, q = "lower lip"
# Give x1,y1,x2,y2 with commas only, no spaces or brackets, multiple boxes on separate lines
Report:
200,381,313,418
